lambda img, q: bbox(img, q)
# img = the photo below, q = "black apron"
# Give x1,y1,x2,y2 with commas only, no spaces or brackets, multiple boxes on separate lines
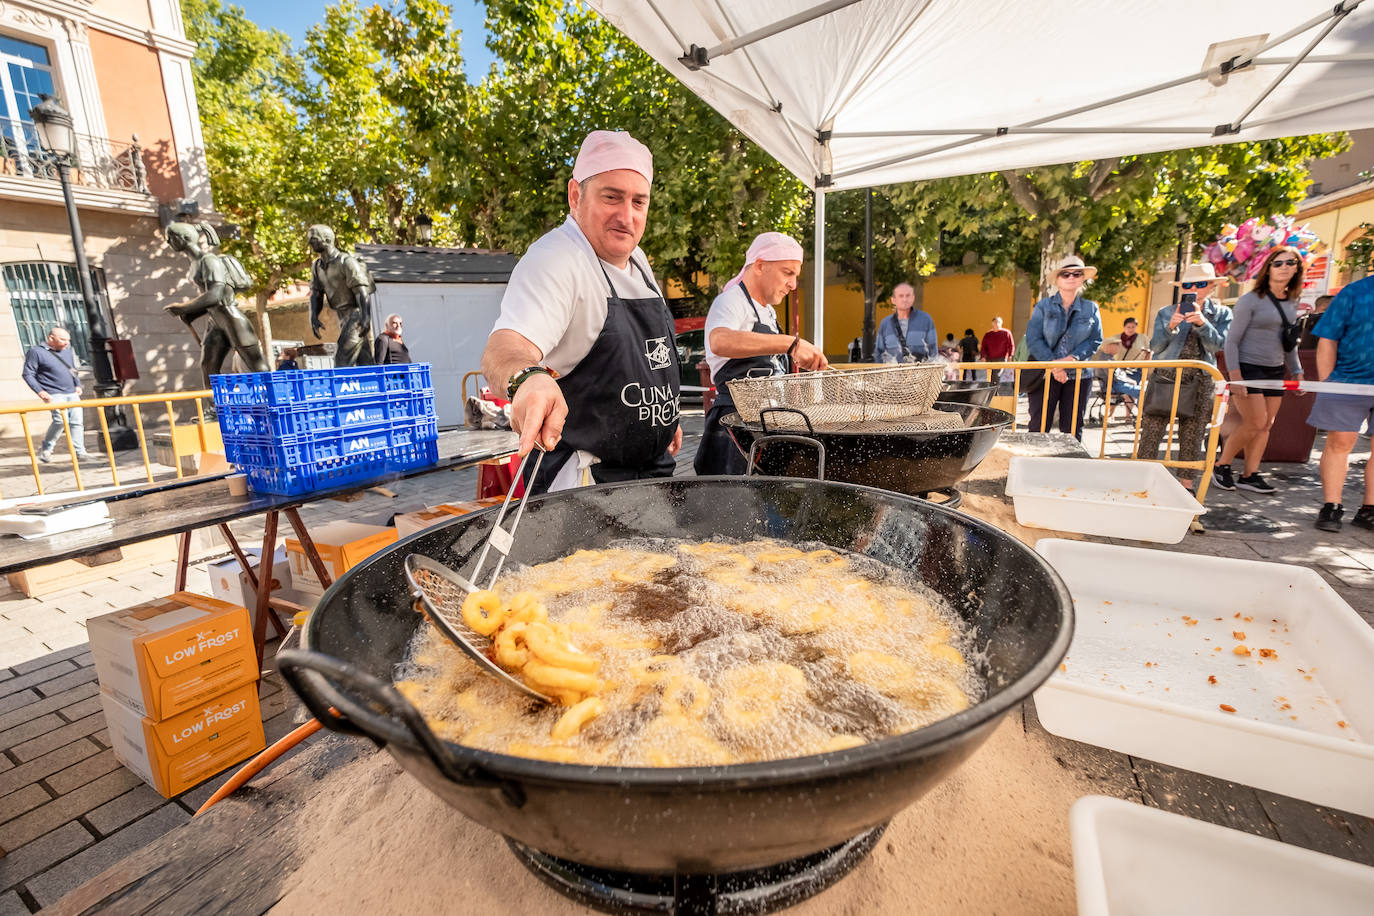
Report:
525,256,681,495
694,283,787,476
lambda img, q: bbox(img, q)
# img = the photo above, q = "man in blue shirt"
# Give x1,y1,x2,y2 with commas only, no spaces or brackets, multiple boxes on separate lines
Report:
1307,275,1374,532
21,326,90,462
873,283,938,362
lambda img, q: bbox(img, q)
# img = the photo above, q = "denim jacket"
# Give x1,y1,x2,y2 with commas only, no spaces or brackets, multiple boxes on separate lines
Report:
873,310,938,361
1025,293,1104,361
1149,298,1231,365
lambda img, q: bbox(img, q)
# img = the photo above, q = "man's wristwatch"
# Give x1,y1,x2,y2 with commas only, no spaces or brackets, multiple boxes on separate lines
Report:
506,365,558,400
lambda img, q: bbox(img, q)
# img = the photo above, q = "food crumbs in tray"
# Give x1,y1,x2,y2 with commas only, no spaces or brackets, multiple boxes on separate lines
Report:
1055,597,1362,742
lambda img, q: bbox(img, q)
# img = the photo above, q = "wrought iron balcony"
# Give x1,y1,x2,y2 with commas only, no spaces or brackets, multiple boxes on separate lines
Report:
1,118,150,195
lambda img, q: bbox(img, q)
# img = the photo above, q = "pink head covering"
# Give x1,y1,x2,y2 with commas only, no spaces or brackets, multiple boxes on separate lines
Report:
723,232,805,291
572,130,653,184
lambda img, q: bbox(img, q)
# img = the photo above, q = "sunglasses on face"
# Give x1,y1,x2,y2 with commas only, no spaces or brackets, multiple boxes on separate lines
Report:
1181,281,1210,290
1059,271,1085,279
1270,259,1300,267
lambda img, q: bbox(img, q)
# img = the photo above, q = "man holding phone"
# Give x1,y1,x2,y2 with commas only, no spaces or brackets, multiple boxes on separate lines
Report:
1135,263,1231,498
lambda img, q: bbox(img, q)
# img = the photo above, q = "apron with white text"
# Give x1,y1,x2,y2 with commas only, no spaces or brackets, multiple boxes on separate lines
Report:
526,257,681,494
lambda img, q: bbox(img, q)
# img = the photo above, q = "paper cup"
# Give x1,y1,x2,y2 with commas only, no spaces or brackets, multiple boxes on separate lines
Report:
226,473,248,497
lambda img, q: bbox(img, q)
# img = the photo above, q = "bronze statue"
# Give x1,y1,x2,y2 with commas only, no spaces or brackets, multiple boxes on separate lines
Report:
164,222,270,393
307,225,376,366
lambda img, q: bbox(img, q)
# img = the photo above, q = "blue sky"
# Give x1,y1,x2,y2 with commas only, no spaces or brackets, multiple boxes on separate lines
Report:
231,0,496,78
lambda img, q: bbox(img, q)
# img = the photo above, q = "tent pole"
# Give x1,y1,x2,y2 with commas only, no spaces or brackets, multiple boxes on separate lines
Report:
813,189,825,353
1227,7,1351,132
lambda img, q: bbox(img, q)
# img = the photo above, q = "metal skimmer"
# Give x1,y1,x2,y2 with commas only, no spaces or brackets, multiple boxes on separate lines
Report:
403,448,552,703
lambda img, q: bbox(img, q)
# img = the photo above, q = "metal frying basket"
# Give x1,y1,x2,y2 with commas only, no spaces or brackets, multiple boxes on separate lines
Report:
726,364,946,427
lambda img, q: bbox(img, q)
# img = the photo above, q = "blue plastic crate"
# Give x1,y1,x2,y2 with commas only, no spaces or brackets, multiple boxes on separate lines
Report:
226,422,409,470
211,363,433,408
242,453,390,496
216,390,435,440
387,439,439,472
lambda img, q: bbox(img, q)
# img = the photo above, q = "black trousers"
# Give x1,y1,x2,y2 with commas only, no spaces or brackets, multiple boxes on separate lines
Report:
1026,370,1091,440
693,403,749,476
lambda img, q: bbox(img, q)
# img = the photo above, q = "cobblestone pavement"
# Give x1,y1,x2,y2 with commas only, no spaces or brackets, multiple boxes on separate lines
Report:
2,411,1372,912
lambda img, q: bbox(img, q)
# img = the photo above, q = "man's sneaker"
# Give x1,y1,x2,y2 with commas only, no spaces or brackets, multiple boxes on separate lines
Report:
37,451,52,464
1236,472,1276,494
1352,505,1374,531
1316,503,1344,532
1212,464,1236,491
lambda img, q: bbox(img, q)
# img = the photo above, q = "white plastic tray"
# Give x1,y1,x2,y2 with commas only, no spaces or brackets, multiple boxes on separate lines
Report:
1072,796,1374,916
1005,457,1204,543
1035,539,1374,817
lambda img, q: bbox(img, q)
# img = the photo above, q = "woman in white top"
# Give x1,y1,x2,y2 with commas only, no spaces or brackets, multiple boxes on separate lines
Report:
1213,247,1306,494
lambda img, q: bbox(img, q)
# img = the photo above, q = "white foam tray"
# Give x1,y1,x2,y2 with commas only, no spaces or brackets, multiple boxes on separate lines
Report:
1005,457,1204,543
1035,539,1374,817
1072,796,1374,915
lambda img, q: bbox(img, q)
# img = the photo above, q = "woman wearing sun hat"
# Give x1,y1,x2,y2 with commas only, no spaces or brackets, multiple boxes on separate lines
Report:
1136,262,1232,493
1023,255,1104,439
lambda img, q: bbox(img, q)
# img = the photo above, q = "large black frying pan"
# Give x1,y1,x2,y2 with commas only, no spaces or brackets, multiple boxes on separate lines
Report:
722,403,1012,497
938,379,998,407
278,477,1071,874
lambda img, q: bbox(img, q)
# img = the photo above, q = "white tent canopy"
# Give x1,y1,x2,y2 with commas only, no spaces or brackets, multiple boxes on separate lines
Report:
586,0,1374,347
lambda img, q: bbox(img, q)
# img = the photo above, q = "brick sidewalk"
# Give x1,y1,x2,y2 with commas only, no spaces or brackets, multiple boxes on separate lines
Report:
3,413,1373,913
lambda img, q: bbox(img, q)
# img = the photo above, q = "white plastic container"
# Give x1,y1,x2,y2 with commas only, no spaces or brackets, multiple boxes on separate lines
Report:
1035,539,1374,817
1071,796,1374,916
1005,457,1204,543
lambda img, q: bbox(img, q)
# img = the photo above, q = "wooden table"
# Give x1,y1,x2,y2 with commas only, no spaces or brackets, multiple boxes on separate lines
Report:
36,436,1374,914
2,428,518,664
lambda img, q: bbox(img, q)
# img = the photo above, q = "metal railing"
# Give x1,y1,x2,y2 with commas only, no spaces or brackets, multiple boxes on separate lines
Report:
1,390,216,497
959,359,1226,504
1,119,150,194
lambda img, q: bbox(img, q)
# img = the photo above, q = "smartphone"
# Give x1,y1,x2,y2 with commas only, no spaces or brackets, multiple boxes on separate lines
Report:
1178,293,1197,314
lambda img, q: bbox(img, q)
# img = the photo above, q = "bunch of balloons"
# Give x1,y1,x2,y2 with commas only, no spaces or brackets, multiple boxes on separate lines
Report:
1205,217,1322,281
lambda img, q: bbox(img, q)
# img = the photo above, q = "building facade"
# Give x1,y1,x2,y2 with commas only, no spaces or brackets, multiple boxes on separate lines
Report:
1,0,211,435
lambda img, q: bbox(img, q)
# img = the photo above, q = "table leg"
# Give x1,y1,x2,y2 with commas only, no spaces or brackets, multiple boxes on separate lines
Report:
284,507,332,590
252,511,279,671
219,524,259,592
226,523,288,640
174,531,191,592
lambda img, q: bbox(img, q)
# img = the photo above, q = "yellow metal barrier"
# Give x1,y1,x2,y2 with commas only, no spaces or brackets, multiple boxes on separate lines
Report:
835,359,1224,505
1,389,216,497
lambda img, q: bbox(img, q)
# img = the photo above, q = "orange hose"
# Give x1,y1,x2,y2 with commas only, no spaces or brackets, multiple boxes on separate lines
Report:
195,718,323,816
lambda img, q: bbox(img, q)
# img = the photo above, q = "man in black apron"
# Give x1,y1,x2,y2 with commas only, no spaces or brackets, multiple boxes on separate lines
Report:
694,233,829,476
481,130,683,494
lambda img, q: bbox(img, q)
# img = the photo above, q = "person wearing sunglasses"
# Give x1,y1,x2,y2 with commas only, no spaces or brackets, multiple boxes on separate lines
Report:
1135,263,1232,495
1215,247,1306,494
1023,255,1104,439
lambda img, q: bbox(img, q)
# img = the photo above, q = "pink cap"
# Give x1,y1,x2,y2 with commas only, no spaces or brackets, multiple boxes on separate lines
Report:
572,130,654,184
723,232,805,291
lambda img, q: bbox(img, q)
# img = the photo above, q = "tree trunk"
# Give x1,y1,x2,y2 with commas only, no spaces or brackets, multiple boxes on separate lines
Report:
1038,223,1076,299
253,288,274,357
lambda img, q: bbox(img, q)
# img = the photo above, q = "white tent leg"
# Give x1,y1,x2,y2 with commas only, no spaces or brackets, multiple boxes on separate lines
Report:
813,189,825,353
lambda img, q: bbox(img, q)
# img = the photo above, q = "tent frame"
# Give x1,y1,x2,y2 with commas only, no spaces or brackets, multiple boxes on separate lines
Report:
632,0,1366,349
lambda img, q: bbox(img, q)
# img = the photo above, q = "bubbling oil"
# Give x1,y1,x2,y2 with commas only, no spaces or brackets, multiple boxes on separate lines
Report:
394,538,981,766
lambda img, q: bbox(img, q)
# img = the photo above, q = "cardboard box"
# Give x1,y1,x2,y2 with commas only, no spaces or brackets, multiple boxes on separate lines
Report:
284,521,397,595
6,535,179,598
88,592,258,720
394,498,505,539
101,682,265,797
206,548,292,618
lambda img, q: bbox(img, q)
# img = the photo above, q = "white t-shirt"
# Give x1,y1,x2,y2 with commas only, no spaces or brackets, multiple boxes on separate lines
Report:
491,216,659,377
703,285,782,381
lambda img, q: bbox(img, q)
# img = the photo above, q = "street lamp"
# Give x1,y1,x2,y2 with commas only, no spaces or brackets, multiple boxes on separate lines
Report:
1171,211,1189,306
30,94,136,449
414,213,434,245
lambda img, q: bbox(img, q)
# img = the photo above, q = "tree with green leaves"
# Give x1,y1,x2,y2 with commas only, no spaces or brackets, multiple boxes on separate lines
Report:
368,0,810,307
